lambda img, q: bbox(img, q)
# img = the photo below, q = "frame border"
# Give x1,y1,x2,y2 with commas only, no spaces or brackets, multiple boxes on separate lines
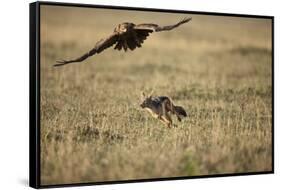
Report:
30,2,41,188
29,1,274,189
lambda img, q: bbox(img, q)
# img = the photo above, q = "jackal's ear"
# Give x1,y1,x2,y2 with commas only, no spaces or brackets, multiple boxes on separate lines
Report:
141,92,146,100
148,90,154,98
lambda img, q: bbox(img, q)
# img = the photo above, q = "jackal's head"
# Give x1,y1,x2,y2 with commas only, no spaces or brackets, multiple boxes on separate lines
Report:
140,92,153,108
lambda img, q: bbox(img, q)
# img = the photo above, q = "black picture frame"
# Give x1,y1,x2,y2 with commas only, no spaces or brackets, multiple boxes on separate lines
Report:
30,1,274,189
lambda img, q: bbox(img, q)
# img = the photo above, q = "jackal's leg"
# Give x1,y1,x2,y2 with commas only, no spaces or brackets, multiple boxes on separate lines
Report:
159,117,170,126
164,98,175,114
157,99,174,128
161,113,173,128
159,99,167,119
158,110,170,127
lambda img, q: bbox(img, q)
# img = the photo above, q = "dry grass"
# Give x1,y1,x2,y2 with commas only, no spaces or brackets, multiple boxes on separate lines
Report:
40,5,272,185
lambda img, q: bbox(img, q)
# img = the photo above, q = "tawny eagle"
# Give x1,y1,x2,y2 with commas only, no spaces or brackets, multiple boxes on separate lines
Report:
54,17,192,67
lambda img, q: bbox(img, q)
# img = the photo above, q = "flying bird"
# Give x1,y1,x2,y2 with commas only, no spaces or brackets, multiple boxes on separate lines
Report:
54,17,192,67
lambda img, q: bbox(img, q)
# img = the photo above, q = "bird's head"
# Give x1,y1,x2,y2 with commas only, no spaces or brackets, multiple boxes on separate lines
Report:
114,23,128,33
120,24,128,32
115,23,135,34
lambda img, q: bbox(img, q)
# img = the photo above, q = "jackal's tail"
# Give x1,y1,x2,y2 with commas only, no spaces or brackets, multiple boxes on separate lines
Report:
174,106,187,121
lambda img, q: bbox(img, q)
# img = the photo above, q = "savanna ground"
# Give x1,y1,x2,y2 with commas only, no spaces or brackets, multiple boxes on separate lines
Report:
40,5,272,185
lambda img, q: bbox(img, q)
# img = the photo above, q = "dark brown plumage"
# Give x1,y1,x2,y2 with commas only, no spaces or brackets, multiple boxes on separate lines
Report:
54,17,192,67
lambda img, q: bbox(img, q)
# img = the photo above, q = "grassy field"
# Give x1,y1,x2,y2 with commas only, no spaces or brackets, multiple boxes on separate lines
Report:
40,5,272,185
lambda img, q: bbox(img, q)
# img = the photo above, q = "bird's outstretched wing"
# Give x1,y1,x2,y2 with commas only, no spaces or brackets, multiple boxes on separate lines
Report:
54,33,119,67
134,17,192,32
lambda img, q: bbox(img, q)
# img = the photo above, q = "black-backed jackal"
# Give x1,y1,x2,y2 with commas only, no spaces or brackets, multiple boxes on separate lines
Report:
140,93,187,127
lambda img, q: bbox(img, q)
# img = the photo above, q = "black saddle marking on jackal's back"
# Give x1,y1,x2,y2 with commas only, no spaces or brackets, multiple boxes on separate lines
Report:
150,96,170,107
